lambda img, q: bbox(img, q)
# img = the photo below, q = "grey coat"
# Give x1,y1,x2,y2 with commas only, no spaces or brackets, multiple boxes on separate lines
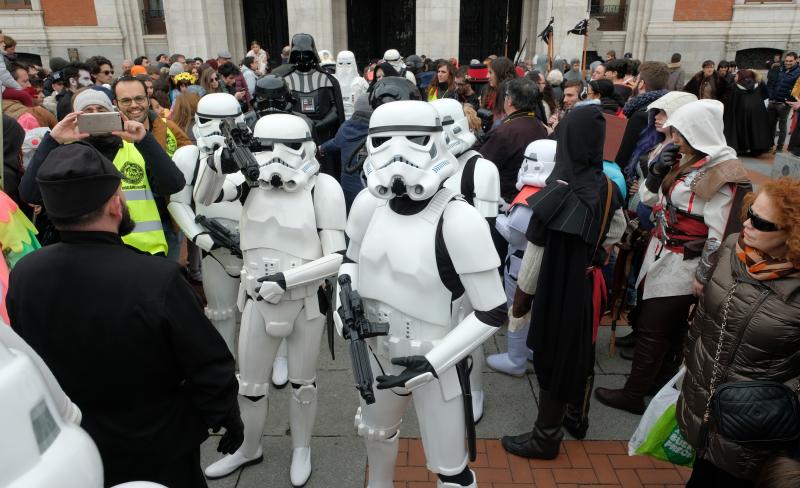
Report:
677,234,800,479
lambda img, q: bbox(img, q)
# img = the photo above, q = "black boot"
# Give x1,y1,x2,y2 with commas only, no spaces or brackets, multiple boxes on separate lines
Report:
563,374,594,440
502,388,565,459
614,330,637,348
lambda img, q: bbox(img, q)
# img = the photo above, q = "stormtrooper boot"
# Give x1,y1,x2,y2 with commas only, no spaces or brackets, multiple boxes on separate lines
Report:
437,469,477,487
487,324,531,376
272,340,288,388
205,395,266,479
469,348,485,423
365,432,400,488
289,383,317,487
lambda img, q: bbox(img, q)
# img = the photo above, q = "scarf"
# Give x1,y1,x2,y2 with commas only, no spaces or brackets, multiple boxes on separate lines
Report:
622,89,669,118
736,235,800,281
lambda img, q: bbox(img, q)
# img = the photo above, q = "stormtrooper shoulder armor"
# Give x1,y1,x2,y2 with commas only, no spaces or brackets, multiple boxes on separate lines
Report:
344,188,382,260
472,157,501,218
172,145,201,184
442,200,500,274
312,173,347,232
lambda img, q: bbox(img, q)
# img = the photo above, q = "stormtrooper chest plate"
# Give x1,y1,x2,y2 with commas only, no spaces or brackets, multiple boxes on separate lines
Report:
357,202,454,333
239,187,322,261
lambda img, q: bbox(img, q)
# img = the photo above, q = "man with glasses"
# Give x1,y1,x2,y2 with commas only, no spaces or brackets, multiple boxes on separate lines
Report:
454,66,478,110
20,89,185,256
112,76,191,260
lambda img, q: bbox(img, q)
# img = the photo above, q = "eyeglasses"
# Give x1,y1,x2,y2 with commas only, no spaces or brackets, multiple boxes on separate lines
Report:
102,70,114,76
747,206,780,232
117,95,148,107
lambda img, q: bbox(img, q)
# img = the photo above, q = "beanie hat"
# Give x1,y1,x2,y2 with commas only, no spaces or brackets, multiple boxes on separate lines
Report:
37,142,123,219
49,57,69,72
130,65,147,76
168,62,185,77
73,89,114,113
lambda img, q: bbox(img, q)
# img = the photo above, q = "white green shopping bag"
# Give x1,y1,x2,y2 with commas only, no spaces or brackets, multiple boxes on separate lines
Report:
628,366,695,467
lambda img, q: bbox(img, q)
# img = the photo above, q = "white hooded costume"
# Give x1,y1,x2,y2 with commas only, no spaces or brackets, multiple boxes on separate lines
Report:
335,50,369,120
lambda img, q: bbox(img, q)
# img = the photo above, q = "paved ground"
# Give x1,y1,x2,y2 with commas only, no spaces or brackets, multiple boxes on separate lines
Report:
200,153,781,487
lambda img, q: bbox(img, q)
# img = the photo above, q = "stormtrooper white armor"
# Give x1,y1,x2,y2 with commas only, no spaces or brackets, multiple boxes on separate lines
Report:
0,323,161,488
489,139,556,376
168,93,245,356
431,97,501,421
338,101,506,488
335,50,369,120
384,48,417,86
199,113,346,487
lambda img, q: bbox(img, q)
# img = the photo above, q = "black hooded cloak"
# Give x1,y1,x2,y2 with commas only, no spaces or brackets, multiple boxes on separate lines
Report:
524,105,620,404
723,79,772,155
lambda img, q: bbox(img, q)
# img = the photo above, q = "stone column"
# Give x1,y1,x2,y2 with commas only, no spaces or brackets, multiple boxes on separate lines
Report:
416,0,460,61
286,0,336,53
163,0,231,59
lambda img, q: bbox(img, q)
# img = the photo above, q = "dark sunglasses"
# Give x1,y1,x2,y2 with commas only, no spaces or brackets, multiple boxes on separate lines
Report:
102,70,114,75
747,206,780,232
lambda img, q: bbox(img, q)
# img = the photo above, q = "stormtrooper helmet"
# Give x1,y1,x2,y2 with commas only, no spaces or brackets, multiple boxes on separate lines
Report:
517,139,557,190
251,113,318,192
335,50,359,81
364,100,457,201
194,93,243,154
429,98,476,157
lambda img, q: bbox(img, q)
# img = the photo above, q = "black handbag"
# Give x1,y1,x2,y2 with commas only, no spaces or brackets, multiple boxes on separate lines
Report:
702,282,800,447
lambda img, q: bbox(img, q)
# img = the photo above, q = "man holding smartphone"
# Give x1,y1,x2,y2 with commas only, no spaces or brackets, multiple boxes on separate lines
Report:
112,75,191,260
20,89,185,256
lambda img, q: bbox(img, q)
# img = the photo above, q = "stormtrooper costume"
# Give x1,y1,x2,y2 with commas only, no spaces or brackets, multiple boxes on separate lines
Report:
430,98,501,423
490,139,557,376
383,48,417,85
167,93,245,357
337,101,506,488
277,34,345,144
335,50,368,120
198,114,346,487
169,94,291,387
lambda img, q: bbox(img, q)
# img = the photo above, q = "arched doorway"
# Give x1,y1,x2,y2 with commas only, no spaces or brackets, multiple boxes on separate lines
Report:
346,0,416,68
735,47,784,70
242,0,290,67
458,0,522,65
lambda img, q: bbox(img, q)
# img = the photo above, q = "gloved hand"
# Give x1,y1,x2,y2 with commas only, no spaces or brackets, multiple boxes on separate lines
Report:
257,273,286,303
645,144,680,193
219,147,239,174
214,411,244,454
650,144,681,177
376,356,437,391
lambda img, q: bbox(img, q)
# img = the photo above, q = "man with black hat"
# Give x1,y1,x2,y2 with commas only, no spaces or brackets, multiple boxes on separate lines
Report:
7,142,243,488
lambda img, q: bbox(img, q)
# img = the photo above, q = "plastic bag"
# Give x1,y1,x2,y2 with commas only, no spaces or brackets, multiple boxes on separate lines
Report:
628,366,695,466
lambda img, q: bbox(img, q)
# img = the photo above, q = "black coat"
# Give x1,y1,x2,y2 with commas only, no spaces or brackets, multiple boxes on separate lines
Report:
723,81,773,155
474,110,548,202
8,231,238,485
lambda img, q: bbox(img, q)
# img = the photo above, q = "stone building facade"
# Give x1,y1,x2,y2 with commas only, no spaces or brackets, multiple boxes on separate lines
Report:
2,0,799,73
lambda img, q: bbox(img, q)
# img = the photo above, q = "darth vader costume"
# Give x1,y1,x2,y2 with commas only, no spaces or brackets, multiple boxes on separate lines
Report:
272,34,345,145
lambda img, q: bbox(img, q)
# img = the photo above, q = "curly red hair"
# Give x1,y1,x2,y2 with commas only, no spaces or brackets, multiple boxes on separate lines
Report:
741,177,800,268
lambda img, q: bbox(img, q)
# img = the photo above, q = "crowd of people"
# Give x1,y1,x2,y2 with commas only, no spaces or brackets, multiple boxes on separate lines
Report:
2,27,800,488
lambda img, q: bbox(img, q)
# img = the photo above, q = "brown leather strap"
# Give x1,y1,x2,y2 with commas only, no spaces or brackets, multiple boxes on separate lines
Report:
594,177,614,253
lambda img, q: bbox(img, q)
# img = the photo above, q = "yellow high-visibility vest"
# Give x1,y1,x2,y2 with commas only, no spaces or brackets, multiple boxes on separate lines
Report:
112,142,168,255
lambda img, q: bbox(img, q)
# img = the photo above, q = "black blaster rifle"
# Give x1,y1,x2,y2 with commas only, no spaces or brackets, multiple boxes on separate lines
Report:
195,215,242,258
337,274,389,404
219,120,261,185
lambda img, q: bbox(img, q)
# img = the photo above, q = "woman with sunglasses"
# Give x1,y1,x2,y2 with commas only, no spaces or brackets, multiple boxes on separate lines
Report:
595,99,752,414
677,177,800,486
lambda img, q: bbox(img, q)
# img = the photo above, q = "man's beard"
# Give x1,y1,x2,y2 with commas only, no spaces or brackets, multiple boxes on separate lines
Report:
118,204,136,236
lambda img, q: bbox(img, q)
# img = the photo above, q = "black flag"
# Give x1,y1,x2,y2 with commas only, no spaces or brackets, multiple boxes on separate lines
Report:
568,19,588,36
539,17,554,44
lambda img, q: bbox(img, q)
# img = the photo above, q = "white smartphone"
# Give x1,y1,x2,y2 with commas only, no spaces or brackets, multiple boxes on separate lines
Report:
77,112,123,135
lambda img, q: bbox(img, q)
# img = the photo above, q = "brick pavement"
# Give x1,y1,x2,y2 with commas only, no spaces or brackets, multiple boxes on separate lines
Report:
389,438,693,488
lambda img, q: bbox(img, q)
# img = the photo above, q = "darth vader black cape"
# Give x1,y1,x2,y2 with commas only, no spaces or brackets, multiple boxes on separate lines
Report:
524,104,621,405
